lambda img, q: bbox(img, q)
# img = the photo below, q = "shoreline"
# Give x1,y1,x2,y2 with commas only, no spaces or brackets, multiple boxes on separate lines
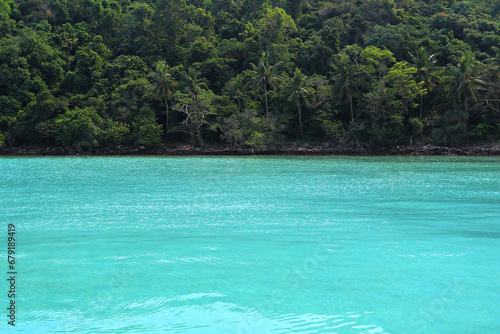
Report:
1,143,499,156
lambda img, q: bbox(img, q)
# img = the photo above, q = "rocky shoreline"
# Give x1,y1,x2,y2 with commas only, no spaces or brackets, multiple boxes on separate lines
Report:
1,143,499,156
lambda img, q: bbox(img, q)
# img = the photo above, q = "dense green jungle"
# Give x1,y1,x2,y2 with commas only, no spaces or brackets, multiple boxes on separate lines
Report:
0,0,499,150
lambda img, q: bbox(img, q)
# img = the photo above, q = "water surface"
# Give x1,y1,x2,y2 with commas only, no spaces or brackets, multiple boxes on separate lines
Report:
1,156,499,333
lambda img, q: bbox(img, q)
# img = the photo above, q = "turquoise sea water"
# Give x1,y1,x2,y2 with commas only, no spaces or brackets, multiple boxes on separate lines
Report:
1,156,499,333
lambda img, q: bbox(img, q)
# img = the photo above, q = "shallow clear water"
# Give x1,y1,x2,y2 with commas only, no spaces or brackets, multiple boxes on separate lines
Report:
1,156,499,333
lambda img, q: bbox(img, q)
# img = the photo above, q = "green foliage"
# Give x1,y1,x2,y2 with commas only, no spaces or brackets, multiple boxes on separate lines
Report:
100,120,128,145
447,52,486,113
68,36,111,93
330,53,369,121
360,61,427,144
468,122,496,142
408,117,424,135
173,87,217,147
220,109,283,149
364,24,422,60
17,27,65,88
296,32,333,75
359,0,402,26
408,46,442,119
135,122,163,147
99,55,148,91
130,107,163,147
360,46,396,78
246,54,285,118
0,0,15,36
224,75,251,112
385,61,426,115
54,107,102,147
281,68,315,138
107,78,154,127
13,90,67,144
0,0,498,149
256,7,297,45
149,60,178,139
430,107,469,147
316,111,345,141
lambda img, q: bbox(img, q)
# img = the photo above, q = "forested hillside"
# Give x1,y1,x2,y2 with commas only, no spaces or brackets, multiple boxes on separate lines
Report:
1,0,499,149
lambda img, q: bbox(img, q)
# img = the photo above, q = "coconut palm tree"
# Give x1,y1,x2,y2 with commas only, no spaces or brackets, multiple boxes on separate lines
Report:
183,66,208,96
281,68,315,138
246,55,284,118
447,53,485,115
330,53,369,122
149,60,177,140
409,47,442,120
225,75,251,112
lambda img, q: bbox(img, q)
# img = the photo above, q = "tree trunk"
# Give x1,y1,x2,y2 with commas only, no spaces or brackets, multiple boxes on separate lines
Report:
464,92,469,127
297,99,304,138
196,125,204,148
349,95,354,122
419,94,423,120
165,98,169,142
464,93,468,115
264,81,269,118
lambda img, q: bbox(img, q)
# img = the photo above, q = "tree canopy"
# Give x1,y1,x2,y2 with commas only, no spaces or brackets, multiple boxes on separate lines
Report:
0,0,499,149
